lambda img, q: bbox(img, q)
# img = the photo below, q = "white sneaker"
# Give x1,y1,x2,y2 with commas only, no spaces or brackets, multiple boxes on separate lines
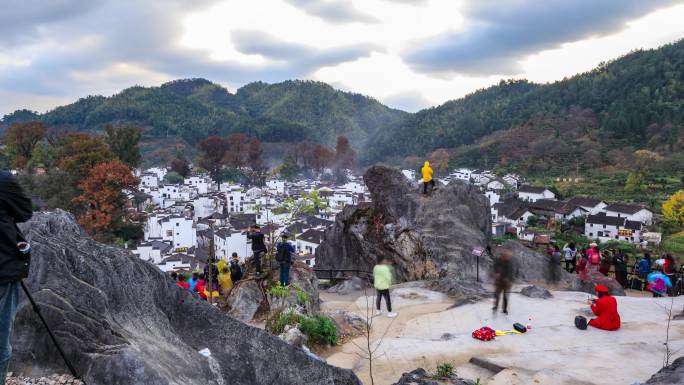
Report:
387,312,397,318
374,309,383,317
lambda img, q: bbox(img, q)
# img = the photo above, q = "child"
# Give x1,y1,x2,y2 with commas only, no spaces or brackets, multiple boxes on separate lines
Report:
373,256,396,318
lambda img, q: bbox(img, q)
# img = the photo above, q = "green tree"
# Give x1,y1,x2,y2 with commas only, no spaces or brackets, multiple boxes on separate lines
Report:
3,121,46,169
279,154,301,181
164,171,185,184
105,123,142,168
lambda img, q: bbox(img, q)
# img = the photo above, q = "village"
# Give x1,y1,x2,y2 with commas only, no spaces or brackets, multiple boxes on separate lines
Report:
127,165,661,276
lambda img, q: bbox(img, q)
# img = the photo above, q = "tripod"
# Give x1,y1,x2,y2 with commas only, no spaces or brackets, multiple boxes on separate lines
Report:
19,281,85,384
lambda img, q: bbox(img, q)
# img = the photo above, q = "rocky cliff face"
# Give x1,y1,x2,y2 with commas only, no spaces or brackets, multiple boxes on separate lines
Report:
316,166,492,283
12,210,361,385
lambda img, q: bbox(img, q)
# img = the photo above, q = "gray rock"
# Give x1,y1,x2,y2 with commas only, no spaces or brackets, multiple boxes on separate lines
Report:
500,240,572,284
645,356,684,384
324,310,366,340
327,276,370,294
226,264,320,322
315,166,492,284
391,368,475,385
11,210,361,385
226,279,264,322
569,268,626,296
279,327,308,348
520,285,553,299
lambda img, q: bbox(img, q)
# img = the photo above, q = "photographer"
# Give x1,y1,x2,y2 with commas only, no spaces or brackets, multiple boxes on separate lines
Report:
0,171,33,383
246,225,267,276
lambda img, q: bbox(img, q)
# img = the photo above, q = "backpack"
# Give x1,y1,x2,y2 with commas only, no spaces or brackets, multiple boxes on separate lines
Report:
575,315,588,330
472,327,496,341
276,243,289,263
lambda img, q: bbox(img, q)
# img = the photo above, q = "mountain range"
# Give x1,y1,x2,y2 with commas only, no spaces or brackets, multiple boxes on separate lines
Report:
2,39,683,174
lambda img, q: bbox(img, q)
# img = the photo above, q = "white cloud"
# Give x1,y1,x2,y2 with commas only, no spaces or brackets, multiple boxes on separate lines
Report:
1,0,683,116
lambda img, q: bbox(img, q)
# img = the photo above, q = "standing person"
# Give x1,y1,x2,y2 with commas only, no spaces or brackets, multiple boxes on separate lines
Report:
203,261,220,301
492,248,514,315
614,250,629,288
229,253,243,284
548,245,562,284
421,161,434,195
636,252,652,290
188,272,200,292
576,248,587,275
587,285,621,331
586,243,601,273
373,256,396,318
275,234,295,286
176,273,190,289
246,225,267,277
647,267,672,298
599,249,612,276
218,267,233,296
0,170,33,383
563,243,577,273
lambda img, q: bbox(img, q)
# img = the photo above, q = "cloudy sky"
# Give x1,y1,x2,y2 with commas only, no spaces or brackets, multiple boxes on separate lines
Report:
1,0,684,115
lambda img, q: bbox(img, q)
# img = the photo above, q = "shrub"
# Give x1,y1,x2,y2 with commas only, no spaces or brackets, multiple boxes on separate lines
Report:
266,309,300,335
298,315,338,346
434,362,454,379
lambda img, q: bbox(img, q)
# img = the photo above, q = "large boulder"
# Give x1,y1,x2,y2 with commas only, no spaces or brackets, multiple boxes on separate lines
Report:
499,240,572,284
570,268,626,296
316,166,492,283
225,263,320,322
12,210,361,385
645,356,684,384
391,368,475,385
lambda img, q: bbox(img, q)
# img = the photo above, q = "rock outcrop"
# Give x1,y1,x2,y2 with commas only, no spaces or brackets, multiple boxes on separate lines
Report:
12,210,361,385
391,368,475,385
520,285,553,299
645,356,684,384
570,268,626,296
225,263,320,322
316,166,492,283
499,240,572,284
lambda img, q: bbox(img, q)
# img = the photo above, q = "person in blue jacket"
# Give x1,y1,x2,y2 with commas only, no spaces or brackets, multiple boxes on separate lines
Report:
276,234,296,286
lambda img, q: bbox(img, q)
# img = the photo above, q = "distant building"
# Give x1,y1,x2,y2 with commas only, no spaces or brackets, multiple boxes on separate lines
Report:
603,203,653,225
584,213,643,244
566,197,607,215
518,185,556,202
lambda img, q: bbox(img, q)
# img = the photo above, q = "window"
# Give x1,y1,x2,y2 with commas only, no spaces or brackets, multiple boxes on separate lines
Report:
615,235,618,239
176,223,179,227
166,230,173,236
589,232,593,237
597,231,603,237
603,225,606,229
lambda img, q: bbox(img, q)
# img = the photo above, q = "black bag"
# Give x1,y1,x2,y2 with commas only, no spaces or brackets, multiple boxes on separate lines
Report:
630,278,643,290
513,323,527,333
276,244,288,263
575,315,588,330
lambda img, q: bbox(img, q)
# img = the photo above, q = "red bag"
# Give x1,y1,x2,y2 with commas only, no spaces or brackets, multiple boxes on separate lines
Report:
472,327,496,341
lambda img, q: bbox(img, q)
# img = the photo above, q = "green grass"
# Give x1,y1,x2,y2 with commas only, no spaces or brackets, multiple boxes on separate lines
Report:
662,232,684,257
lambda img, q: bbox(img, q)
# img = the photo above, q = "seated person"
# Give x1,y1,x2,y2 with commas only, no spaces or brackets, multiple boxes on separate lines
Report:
587,284,621,331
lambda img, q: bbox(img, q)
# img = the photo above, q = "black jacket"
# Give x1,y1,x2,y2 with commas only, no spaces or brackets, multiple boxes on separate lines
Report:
247,231,267,252
0,171,33,284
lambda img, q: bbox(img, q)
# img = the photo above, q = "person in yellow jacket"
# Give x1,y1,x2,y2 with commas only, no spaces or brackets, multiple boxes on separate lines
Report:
373,256,396,318
421,161,434,195
218,266,233,296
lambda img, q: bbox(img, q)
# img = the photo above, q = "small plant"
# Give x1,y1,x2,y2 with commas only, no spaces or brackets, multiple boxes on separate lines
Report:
295,286,310,306
268,283,290,298
265,309,300,335
434,362,454,379
474,379,482,385
298,314,338,346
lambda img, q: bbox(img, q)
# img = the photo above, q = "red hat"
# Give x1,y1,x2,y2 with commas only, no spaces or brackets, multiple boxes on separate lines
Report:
595,284,609,293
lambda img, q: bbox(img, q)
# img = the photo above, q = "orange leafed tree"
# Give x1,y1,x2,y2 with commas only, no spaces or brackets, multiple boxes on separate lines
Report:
76,161,139,238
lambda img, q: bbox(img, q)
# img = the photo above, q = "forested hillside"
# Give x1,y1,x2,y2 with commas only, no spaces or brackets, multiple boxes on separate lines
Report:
365,39,684,168
1,79,406,150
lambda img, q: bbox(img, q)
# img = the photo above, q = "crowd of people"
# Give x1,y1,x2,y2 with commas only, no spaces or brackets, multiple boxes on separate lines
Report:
551,242,678,297
170,225,298,301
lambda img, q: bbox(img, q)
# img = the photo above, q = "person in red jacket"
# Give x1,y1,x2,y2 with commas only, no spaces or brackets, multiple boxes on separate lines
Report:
587,284,621,331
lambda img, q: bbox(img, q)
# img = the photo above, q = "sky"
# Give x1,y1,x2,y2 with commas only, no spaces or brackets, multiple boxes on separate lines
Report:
1,0,684,116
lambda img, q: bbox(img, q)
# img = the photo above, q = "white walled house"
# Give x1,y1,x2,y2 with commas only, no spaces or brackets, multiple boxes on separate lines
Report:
603,203,653,225
266,179,286,194
296,229,325,255
156,255,191,273
147,167,168,181
214,228,249,261
401,170,416,181
145,214,196,250
486,179,506,191
191,195,224,220
140,173,159,189
518,186,556,202
185,176,211,194
566,197,607,215
584,214,644,244
452,168,473,183
339,181,366,194
225,187,246,213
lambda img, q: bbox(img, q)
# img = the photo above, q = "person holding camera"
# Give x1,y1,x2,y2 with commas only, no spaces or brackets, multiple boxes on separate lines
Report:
246,225,266,277
0,170,33,383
